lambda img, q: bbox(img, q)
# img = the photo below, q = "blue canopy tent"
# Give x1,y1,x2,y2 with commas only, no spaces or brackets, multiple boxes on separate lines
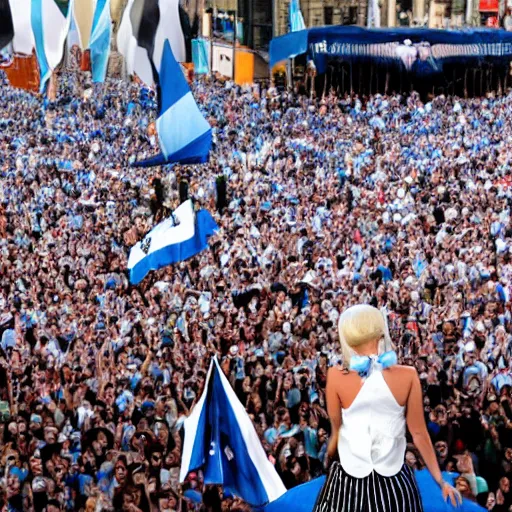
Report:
270,26,512,95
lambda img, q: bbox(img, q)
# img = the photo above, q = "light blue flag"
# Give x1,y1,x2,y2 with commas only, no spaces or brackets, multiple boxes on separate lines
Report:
127,200,218,285
31,0,74,92
31,0,51,91
236,20,244,43
413,253,428,278
136,39,212,168
192,38,210,74
90,0,112,83
180,357,287,508
289,0,306,32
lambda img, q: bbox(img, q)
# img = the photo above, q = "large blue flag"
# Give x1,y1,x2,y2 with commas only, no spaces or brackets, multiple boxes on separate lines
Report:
263,470,485,512
89,0,111,83
135,39,212,167
180,357,287,508
127,200,218,285
289,0,306,32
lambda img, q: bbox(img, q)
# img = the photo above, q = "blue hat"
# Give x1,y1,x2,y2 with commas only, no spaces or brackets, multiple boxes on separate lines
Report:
105,278,117,290
9,467,27,483
141,400,155,412
30,414,42,424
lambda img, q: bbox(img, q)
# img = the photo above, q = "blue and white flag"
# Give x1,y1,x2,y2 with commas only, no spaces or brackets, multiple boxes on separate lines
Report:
136,39,212,167
289,0,306,32
89,0,111,83
31,0,74,91
180,356,287,507
127,200,218,285
67,15,81,50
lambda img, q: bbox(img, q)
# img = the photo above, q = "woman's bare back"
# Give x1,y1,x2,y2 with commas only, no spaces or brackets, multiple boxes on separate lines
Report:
328,365,417,410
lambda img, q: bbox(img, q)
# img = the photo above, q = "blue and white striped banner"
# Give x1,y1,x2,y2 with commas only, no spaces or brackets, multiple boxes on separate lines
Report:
31,0,74,91
90,0,111,83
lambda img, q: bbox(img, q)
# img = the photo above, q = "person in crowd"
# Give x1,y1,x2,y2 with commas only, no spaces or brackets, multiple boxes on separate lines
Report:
312,304,458,510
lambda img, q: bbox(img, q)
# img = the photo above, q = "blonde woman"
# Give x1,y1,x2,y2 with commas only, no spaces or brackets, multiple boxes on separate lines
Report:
313,304,460,511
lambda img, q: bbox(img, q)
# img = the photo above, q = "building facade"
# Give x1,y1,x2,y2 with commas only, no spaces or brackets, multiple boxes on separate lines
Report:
272,0,488,34
266,0,500,43
110,0,503,55
238,0,367,49
273,0,367,36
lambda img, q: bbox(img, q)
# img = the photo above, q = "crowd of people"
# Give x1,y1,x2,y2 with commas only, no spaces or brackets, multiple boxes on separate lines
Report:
1,69,512,511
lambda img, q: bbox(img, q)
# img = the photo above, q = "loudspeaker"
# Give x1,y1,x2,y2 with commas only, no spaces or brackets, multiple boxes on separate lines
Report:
216,175,227,213
179,180,189,203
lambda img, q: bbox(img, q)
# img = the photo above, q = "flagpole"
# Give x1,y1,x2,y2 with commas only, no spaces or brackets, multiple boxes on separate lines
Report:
210,1,215,77
232,11,237,82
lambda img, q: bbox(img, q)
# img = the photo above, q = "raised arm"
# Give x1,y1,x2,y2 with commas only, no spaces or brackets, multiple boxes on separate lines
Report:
326,367,342,458
406,369,460,507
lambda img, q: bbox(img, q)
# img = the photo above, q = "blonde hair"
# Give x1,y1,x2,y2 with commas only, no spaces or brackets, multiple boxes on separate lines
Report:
338,305,393,366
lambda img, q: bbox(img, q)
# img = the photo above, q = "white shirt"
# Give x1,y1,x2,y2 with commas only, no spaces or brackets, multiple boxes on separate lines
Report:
338,367,406,478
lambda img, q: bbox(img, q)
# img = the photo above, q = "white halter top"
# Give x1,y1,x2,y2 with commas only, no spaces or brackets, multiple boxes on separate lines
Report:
338,368,406,478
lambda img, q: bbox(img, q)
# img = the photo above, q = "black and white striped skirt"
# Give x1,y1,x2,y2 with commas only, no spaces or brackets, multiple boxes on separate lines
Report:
313,462,424,512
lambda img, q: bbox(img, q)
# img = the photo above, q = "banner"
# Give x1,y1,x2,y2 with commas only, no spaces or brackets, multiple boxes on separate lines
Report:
73,0,95,49
9,0,35,55
3,53,40,92
192,38,210,74
81,49,91,71
270,26,512,75
202,13,211,38
235,49,254,85
212,44,233,78
480,0,499,10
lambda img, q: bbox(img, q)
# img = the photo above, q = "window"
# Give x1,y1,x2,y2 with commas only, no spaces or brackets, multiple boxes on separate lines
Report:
324,6,334,25
342,6,359,24
349,6,358,24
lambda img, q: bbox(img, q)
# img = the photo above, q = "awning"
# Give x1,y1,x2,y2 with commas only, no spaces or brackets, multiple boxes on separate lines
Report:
270,26,512,75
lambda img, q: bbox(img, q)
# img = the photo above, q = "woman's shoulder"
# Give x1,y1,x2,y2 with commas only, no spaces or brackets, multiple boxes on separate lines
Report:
387,364,419,379
327,364,418,380
391,364,417,372
327,365,351,379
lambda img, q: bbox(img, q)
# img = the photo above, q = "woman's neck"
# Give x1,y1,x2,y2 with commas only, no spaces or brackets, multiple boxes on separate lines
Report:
353,339,380,357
